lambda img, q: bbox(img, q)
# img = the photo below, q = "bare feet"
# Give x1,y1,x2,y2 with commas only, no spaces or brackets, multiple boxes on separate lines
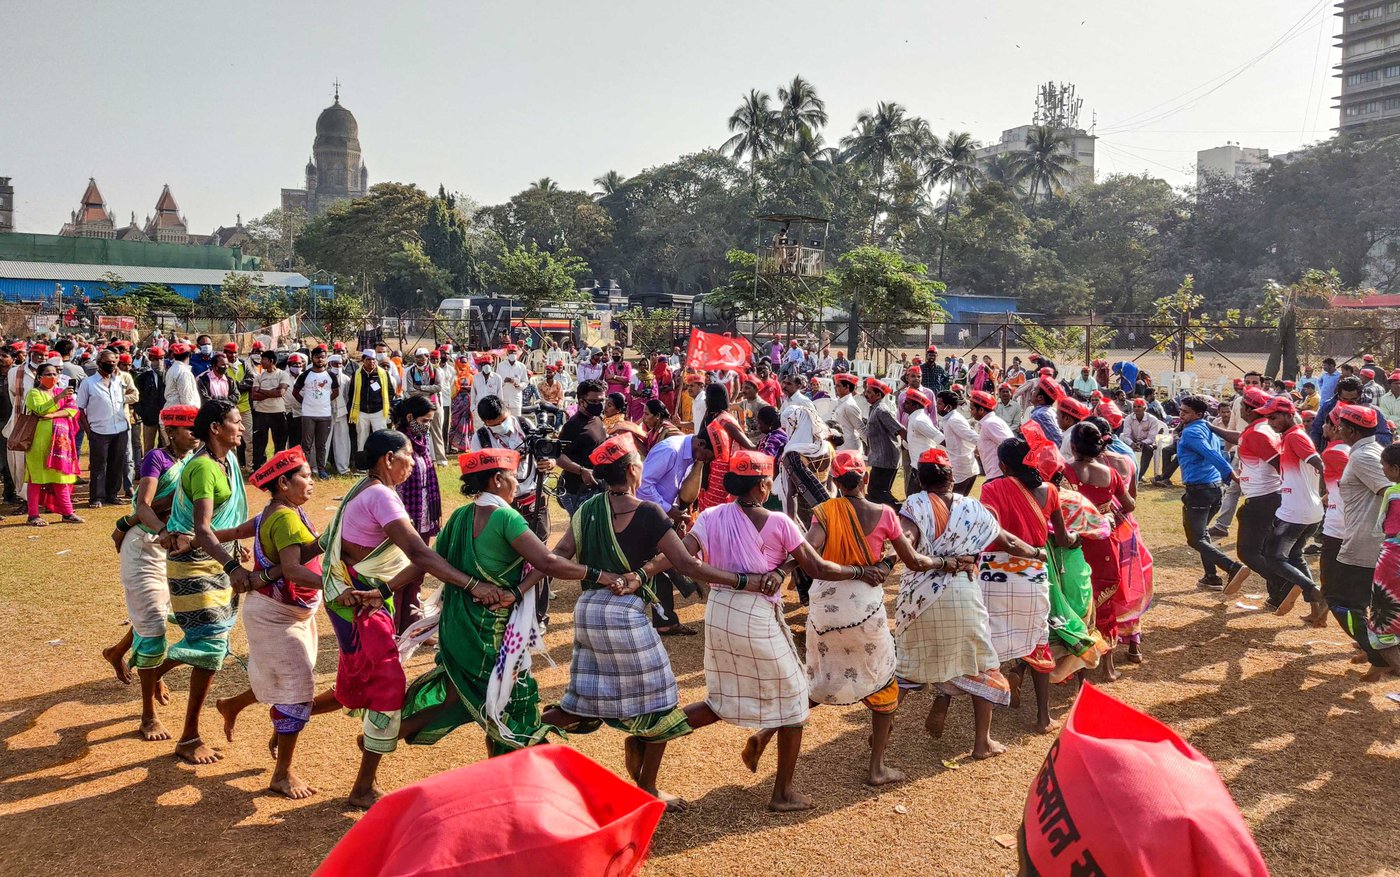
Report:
140,718,171,741
648,789,689,812
215,697,242,743
103,645,132,684
768,788,815,812
924,697,950,738
174,737,223,765
864,764,907,787
347,785,384,810
269,771,317,800
1361,665,1390,682
972,739,1007,760
156,680,171,705
623,736,645,783
1032,717,1058,735
1351,651,1370,665
268,733,279,760
741,733,770,773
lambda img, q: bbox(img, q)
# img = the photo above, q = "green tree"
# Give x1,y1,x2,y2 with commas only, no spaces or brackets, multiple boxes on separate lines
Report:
1012,318,1116,363
317,289,369,347
621,307,683,354
840,102,921,239
530,177,560,192
722,89,779,201
929,130,983,279
488,243,590,318
478,184,614,274
1013,125,1077,202
592,170,626,200
296,182,433,298
1057,174,1180,312
421,185,480,295
825,245,947,354
776,75,828,141
243,207,308,271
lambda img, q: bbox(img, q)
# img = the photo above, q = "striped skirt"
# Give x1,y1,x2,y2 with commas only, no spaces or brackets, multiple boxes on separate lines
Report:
119,529,170,669
166,543,238,671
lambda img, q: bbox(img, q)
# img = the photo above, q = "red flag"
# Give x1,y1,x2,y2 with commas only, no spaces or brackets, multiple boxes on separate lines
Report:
685,328,752,371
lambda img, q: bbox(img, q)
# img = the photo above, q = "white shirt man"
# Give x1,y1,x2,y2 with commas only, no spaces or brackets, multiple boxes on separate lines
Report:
1124,405,1166,447
936,393,980,486
496,346,530,417
968,391,1014,480
830,375,866,453
327,355,353,475
780,386,828,457
162,348,200,411
470,362,504,430
469,411,539,499
576,355,605,386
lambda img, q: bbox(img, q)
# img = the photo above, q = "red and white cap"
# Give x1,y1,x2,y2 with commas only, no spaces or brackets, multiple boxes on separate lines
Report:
831,449,867,478
1255,395,1296,416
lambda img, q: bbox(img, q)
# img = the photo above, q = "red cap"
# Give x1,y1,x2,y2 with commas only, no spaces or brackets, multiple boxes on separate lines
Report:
148,347,165,358
729,449,774,477
1302,409,1316,421
223,342,239,353
460,447,520,475
506,344,519,352
1232,378,1245,389
903,388,932,409
1037,376,1064,401
969,390,996,410
927,345,937,354
1039,367,1054,377
1241,387,1271,409
834,373,858,388
1361,368,1376,380
1057,398,1091,422
918,447,950,466
865,378,892,397
30,343,48,355
1389,371,1400,383
117,353,132,364
1021,684,1268,877
1283,380,1295,388
1256,395,1296,416
333,341,346,351
905,365,922,378
1097,402,1124,430
950,383,964,393
1131,398,1146,408
251,340,264,350
252,446,307,490
590,433,638,466
169,343,190,356
831,449,867,478
313,745,663,877
160,404,198,428
1336,404,1379,429
1364,353,1375,361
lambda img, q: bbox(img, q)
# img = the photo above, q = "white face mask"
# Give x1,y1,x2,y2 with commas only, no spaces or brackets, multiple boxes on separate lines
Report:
199,344,212,355
289,366,302,376
330,367,341,375
490,418,514,436
507,355,517,363
481,365,492,376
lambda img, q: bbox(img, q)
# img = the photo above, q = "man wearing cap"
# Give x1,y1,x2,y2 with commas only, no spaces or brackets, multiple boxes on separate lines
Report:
325,353,354,475
1361,364,1387,402
1379,370,1400,426
968,390,1013,480
777,371,833,538
496,344,529,420
1328,404,1398,675
935,391,979,495
1256,394,1326,619
246,349,289,468
1071,366,1098,397
1215,387,1287,597
162,342,200,415
1310,374,1392,450
862,378,903,508
830,372,865,453
468,354,503,432
470,394,551,536
406,348,448,466
349,350,393,456
577,349,605,386
1125,398,1166,481
901,387,942,497
1025,376,1065,446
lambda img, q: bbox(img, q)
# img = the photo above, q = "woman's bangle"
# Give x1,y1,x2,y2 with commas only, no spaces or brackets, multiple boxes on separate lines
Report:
583,566,601,586
737,572,748,591
116,516,134,533
221,559,241,575
376,582,393,600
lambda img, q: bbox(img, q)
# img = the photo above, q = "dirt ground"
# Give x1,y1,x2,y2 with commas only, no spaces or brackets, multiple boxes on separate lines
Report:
1,468,1398,877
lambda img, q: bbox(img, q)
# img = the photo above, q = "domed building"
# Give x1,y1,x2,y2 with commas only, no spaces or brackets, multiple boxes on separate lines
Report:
281,85,369,218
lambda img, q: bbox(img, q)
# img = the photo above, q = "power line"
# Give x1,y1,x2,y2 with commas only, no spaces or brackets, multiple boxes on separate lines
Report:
1098,0,1331,137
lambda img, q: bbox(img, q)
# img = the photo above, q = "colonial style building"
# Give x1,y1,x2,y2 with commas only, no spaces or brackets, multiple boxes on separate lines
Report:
54,178,246,247
280,86,369,218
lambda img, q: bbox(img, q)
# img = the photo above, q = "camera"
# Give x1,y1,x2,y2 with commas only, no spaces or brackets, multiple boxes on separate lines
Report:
521,424,561,460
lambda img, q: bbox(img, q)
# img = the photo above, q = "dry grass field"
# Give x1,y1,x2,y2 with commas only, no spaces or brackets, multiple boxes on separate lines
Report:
1,467,1397,877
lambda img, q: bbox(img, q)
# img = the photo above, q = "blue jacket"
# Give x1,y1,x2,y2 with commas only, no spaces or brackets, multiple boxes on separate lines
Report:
1177,420,1234,485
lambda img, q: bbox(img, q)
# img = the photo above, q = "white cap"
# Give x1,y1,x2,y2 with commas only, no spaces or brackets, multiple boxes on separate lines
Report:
415,347,429,356
361,349,376,359
328,354,343,364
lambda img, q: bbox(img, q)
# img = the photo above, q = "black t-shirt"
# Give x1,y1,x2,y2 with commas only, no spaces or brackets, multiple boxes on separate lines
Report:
558,412,606,493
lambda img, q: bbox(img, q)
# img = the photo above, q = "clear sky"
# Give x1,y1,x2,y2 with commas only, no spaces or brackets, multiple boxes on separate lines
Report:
6,0,1339,234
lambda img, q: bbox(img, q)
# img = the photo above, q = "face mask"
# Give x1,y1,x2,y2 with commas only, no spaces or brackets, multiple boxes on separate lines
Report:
289,366,302,376
481,366,492,376
584,401,604,417
507,355,517,363
98,361,115,375
199,344,212,355
39,375,57,390
330,367,341,375
408,421,430,437
490,419,514,436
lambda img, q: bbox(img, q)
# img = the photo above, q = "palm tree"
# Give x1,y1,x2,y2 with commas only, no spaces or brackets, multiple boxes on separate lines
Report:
776,75,828,142
1013,125,1076,202
772,126,838,195
932,131,983,279
592,170,626,200
840,101,920,238
722,89,779,202
530,177,559,192
981,153,1025,193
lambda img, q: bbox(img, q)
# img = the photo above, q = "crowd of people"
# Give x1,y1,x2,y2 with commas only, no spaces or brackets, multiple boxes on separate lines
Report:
8,326,1391,869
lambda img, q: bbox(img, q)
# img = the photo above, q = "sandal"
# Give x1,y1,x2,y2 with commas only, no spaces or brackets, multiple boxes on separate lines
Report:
27,516,46,527
61,514,85,524
658,624,699,636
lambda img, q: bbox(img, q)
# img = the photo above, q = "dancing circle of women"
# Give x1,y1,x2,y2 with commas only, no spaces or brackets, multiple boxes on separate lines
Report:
104,401,1154,813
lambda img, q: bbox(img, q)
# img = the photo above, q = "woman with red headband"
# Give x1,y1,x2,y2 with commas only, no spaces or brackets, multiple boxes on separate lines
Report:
645,449,874,811
102,403,200,741
213,447,335,800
